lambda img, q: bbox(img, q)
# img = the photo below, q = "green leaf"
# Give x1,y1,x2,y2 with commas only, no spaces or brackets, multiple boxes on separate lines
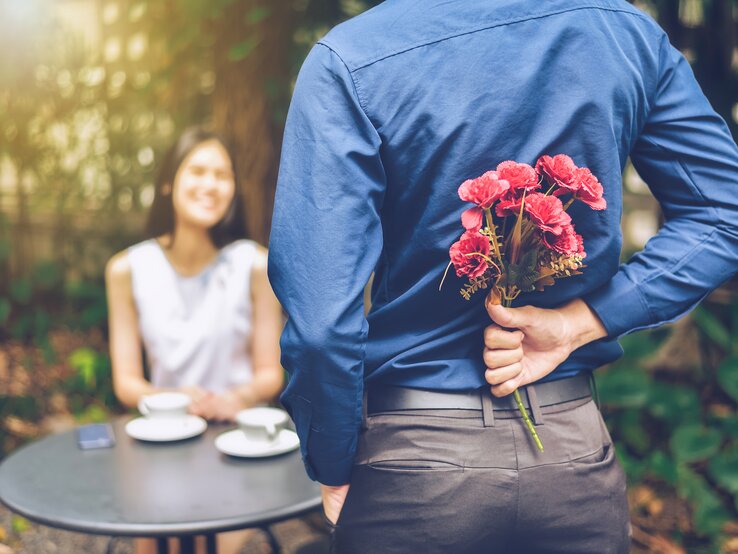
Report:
0,239,10,262
646,449,678,485
10,278,32,304
670,424,723,463
11,313,33,339
617,332,660,361
0,297,10,326
620,409,650,455
245,6,271,24
77,404,109,424
647,382,701,424
68,347,98,390
520,248,537,272
11,515,31,534
678,466,732,536
228,38,259,61
717,355,738,403
715,415,738,440
32,260,63,291
33,308,51,340
80,304,108,329
708,448,738,494
595,368,651,408
693,305,731,350
614,443,646,481
693,487,730,536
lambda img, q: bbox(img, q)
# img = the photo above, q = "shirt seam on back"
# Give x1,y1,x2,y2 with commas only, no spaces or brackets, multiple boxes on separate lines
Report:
322,4,653,73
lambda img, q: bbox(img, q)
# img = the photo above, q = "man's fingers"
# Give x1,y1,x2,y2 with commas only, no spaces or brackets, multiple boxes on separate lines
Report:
490,377,523,398
485,362,523,386
483,345,523,368
484,325,524,349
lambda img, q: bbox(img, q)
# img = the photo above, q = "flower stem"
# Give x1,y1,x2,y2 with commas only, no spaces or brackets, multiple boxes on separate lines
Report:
503,297,544,452
563,197,575,210
484,209,506,273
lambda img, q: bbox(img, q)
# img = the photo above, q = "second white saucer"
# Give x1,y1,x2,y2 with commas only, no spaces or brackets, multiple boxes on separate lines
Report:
215,428,299,458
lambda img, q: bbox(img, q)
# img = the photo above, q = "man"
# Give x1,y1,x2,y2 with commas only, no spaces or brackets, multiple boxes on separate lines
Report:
268,0,738,552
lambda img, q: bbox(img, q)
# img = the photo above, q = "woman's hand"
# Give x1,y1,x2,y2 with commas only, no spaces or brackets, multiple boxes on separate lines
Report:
179,385,216,418
185,389,245,422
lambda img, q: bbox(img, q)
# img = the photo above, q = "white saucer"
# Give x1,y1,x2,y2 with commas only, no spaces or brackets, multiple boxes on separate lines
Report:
215,428,300,458
125,415,207,442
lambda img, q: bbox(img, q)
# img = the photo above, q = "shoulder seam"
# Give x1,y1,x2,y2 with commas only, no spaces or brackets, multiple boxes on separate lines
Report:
323,4,654,72
314,42,374,130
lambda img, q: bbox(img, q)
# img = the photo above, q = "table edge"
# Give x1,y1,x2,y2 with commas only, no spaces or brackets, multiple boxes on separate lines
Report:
0,496,323,537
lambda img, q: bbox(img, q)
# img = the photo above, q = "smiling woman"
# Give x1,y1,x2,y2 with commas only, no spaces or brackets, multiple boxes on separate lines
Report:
104,127,285,554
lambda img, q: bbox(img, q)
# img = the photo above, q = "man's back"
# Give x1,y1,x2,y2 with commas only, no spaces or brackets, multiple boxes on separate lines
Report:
269,0,738,484
281,0,661,385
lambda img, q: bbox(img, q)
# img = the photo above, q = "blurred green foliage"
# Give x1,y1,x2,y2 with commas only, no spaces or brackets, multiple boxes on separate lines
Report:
597,296,738,550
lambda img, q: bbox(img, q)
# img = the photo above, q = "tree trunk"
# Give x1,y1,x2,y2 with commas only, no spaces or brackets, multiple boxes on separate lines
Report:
212,1,294,245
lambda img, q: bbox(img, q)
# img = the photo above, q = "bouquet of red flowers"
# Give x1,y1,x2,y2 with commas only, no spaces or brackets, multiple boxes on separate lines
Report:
441,154,607,450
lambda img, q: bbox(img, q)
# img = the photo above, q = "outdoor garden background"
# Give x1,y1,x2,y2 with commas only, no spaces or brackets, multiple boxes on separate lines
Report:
1,0,737,552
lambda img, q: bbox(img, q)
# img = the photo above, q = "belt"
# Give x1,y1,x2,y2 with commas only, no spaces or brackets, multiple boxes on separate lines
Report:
366,373,594,414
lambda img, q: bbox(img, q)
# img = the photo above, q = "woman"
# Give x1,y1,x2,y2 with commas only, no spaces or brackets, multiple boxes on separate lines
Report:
106,127,284,554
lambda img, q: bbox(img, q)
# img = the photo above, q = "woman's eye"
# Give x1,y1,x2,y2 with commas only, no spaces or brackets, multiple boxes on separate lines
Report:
188,166,206,176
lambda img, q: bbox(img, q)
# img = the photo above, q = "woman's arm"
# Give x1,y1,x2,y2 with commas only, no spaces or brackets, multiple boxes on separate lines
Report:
204,245,285,420
238,244,286,403
105,251,156,409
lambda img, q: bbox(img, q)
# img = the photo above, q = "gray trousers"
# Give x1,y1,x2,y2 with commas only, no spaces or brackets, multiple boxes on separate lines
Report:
327,388,632,553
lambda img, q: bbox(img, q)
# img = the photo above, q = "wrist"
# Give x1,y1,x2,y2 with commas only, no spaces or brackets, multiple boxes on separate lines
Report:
560,297,608,351
320,483,350,492
231,385,259,409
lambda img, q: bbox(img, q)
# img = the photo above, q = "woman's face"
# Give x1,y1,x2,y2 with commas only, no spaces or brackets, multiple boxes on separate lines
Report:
170,140,236,230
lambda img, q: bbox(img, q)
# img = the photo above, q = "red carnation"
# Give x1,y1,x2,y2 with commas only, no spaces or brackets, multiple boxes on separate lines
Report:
458,171,510,209
572,167,606,210
524,193,572,236
536,154,578,191
496,161,540,193
542,224,585,257
449,231,492,279
495,195,524,218
458,171,510,231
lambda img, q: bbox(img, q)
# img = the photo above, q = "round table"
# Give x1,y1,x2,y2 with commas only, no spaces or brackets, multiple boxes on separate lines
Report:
0,417,322,553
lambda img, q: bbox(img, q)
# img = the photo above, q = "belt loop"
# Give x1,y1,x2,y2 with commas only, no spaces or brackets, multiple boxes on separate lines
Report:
526,385,544,426
588,371,601,409
481,387,495,427
361,385,368,431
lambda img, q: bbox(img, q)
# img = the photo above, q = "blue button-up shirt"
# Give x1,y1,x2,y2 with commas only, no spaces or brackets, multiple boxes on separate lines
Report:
268,0,738,485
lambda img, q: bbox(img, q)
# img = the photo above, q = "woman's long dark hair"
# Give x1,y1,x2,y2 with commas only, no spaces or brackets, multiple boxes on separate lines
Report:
146,127,248,248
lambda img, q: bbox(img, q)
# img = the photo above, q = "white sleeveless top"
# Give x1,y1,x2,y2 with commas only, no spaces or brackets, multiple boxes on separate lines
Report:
127,238,258,393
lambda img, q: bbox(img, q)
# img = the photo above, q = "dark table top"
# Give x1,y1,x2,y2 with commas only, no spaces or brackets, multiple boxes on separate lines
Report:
0,417,321,537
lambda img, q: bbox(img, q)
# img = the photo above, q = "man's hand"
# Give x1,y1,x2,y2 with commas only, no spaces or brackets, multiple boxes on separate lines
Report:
483,296,608,397
321,484,350,526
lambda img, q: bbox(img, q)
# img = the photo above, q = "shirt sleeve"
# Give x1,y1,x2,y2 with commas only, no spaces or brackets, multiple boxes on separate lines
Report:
267,43,386,485
581,31,738,339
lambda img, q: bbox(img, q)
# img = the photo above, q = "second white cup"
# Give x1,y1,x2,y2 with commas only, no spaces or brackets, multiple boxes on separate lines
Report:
236,407,289,443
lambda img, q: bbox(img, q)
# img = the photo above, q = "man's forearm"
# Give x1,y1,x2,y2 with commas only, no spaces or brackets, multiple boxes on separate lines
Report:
560,297,609,351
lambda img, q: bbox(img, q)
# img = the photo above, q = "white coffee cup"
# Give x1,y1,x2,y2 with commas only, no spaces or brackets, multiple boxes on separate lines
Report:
138,392,191,419
236,407,289,443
